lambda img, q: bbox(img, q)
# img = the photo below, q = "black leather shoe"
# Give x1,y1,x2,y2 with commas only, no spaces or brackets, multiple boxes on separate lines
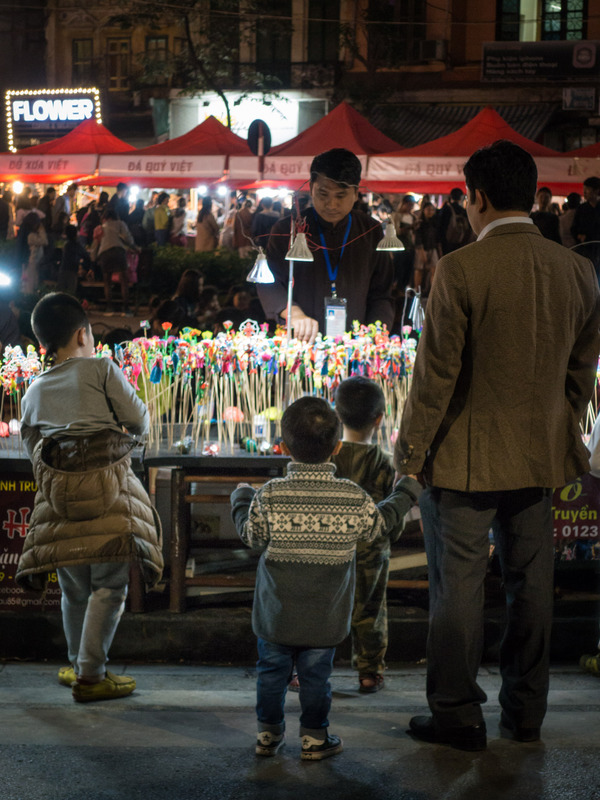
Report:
500,712,541,743
408,715,487,751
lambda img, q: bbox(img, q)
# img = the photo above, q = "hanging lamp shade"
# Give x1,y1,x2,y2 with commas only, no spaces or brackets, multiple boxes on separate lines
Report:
285,232,314,261
376,222,404,252
247,249,275,283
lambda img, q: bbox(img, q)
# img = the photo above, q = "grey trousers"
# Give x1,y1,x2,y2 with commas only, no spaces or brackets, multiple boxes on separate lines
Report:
57,562,130,678
420,485,554,729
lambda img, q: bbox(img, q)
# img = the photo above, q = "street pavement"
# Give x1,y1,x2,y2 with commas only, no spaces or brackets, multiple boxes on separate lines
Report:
1,662,599,800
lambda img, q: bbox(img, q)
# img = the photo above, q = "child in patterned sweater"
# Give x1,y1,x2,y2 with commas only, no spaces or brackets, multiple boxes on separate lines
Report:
231,396,421,761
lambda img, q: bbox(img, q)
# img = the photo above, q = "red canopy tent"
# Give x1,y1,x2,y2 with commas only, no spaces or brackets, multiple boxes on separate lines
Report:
97,116,253,188
560,141,600,187
229,102,402,187
0,118,135,183
365,107,575,195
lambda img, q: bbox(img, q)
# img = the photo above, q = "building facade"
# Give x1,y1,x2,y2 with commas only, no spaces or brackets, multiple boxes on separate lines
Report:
19,1,600,151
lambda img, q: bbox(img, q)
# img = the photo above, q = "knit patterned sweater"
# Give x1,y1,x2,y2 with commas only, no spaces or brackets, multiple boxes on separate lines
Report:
230,463,421,647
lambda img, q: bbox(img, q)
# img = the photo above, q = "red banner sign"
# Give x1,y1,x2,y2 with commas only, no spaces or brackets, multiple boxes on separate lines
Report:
0,472,60,610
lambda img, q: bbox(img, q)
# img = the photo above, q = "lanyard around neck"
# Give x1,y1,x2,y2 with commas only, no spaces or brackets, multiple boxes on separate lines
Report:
314,210,352,292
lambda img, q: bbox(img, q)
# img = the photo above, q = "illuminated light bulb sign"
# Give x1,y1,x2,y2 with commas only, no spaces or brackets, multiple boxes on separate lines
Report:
12,98,94,122
5,87,102,152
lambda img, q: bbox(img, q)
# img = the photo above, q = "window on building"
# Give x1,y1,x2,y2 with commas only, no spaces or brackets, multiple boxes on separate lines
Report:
146,36,168,85
255,0,291,85
107,38,131,91
307,0,340,63
72,39,93,85
542,0,586,40
496,0,520,40
367,0,426,66
172,37,190,85
209,0,239,82
497,0,587,41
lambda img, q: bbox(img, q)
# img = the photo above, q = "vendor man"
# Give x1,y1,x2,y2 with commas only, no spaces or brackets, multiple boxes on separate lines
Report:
258,148,394,342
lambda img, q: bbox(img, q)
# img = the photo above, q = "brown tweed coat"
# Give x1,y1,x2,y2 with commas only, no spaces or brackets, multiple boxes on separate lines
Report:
395,222,600,491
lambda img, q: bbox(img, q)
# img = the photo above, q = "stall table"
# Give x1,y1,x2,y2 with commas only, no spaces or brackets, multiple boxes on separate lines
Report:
144,449,290,612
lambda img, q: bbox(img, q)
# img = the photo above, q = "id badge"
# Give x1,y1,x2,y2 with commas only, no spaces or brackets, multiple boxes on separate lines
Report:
324,296,347,338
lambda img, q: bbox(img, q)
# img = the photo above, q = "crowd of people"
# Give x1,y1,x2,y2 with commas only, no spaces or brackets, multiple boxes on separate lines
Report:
2,164,599,347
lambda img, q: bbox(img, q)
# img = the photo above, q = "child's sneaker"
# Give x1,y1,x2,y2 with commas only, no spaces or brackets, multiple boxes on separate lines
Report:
301,733,343,761
255,731,285,757
72,671,136,703
580,653,600,675
58,666,77,687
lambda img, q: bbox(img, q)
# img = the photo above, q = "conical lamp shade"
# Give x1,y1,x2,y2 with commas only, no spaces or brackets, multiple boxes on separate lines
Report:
247,250,275,283
285,232,314,261
409,291,425,330
376,222,404,251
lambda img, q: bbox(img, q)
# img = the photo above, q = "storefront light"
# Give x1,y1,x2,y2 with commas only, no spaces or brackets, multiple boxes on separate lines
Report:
197,184,208,195
12,181,23,195
217,185,228,197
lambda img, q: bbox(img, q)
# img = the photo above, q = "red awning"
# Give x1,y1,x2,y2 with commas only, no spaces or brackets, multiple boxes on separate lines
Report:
0,119,135,184
132,116,252,157
14,118,135,155
95,116,253,185
379,107,559,158
268,102,402,157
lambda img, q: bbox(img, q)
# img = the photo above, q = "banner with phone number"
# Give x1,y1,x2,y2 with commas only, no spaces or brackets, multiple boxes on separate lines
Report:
553,473,600,561
0,472,60,611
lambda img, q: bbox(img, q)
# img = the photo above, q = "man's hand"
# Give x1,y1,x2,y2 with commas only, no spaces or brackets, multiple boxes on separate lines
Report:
290,308,319,343
281,305,319,343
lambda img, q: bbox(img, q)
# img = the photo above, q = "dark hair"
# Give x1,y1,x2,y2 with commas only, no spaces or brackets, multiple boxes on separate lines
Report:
449,187,464,202
175,269,203,302
197,196,213,223
334,376,385,431
99,191,109,205
153,299,184,329
566,191,581,209
310,148,362,188
260,196,273,210
67,183,78,193
198,286,219,311
65,224,78,241
463,140,537,213
116,182,128,192
31,292,90,355
583,176,600,192
102,208,118,221
537,186,552,195
281,396,340,463
157,191,170,206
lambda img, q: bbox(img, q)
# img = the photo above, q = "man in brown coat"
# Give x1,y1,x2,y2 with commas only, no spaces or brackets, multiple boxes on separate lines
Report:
395,140,600,751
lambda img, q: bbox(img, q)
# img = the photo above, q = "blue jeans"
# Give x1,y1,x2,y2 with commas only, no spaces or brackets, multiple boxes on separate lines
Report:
256,638,335,738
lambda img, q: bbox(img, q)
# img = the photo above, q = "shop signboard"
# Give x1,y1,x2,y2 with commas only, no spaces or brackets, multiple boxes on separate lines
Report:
5,87,102,151
0,153,97,179
365,155,576,186
97,153,226,180
0,472,60,611
482,41,600,82
553,472,600,561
